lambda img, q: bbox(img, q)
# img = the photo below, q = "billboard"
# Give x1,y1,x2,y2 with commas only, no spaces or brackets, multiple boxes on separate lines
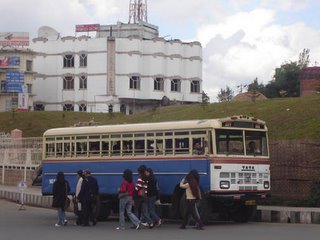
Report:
0,56,20,67
0,32,29,47
4,70,24,93
76,24,100,32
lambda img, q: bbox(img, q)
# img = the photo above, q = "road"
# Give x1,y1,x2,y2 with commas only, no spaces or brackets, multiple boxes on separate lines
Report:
1,199,320,240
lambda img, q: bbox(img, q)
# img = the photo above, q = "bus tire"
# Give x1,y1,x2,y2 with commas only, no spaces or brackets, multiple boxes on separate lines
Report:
97,201,111,221
230,205,257,223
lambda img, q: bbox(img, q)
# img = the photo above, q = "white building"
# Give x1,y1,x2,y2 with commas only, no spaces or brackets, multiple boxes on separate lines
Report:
31,21,202,114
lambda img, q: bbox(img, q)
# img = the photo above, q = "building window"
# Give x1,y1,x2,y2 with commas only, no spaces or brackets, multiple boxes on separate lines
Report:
129,76,140,90
34,104,45,111
79,54,87,67
79,104,87,112
63,54,74,68
108,104,113,113
26,84,32,93
191,80,200,93
63,76,74,90
171,79,181,92
26,60,33,71
154,77,164,91
79,75,87,89
63,104,74,111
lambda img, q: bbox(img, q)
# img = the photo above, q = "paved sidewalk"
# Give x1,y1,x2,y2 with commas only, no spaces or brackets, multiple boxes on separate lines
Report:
0,184,52,208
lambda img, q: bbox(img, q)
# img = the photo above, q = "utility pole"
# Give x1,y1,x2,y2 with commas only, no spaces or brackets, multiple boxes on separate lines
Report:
128,0,148,23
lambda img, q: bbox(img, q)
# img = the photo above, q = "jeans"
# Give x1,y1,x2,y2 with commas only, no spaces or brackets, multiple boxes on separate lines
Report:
119,196,140,229
148,196,160,223
134,197,152,224
181,200,203,228
57,208,66,225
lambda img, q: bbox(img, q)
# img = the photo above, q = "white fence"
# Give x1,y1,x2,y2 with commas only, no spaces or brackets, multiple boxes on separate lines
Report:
0,136,43,184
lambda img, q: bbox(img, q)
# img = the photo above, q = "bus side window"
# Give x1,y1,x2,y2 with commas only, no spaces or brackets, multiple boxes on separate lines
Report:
101,141,109,156
147,140,155,155
175,138,189,154
111,141,120,156
192,138,205,155
165,139,173,154
123,140,133,155
156,139,164,155
56,143,62,156
76,142,87,156
89,141,100,156
134,140,145,155
46,143,55,157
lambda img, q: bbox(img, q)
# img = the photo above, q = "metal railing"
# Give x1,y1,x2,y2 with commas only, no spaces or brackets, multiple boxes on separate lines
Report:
0,136,43,184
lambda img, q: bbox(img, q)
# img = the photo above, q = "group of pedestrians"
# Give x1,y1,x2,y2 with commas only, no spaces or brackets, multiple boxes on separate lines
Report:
51,166,203,230
117,165,161,230
52,169,99,227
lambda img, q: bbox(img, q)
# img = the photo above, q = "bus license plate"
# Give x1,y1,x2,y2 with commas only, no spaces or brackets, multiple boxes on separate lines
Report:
245,200,256,206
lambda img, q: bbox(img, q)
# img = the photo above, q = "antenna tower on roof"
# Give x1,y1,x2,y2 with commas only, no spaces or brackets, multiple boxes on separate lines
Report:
128,0,148,23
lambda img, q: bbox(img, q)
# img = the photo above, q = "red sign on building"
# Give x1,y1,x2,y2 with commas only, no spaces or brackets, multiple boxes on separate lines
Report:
75,24,100,32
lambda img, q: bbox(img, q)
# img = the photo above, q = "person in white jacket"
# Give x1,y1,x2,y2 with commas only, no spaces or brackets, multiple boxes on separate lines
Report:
179,172,203,230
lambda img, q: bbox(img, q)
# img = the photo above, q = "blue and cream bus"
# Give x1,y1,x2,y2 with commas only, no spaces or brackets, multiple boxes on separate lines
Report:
41,115,270,222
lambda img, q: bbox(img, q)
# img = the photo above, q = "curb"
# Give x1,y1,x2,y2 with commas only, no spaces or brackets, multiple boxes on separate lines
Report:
0,188,53,209
256,206,320,224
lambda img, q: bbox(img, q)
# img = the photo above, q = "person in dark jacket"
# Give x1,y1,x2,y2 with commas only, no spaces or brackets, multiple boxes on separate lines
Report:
78,169,99,226
145,168,161,226
52,172,70,227
84,169,99,226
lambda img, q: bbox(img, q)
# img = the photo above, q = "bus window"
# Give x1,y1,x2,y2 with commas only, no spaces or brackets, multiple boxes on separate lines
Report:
76,142,87,156
134,140,145,155
46,143,55,158
56,142,62,156
192,138,204,155
165,139,173,154
147,139,155,155
111,140,121,156
155,139,164,155
216,129,244,155
175,138,189,154
64,142,72,157
123,140,133,155
89,141,100,156
245,131,268,156
101,141,109,156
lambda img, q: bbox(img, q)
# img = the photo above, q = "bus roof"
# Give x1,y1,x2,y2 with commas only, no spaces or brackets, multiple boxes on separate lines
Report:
43,116,266,137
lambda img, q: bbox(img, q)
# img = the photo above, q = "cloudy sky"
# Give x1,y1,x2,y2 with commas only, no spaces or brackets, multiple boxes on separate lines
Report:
1,0,320,101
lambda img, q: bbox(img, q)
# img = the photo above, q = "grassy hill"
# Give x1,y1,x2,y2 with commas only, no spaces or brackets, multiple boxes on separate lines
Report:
0,95,319,140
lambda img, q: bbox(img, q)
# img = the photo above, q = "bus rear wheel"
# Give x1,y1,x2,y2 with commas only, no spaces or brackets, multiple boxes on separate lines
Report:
229,205,257,223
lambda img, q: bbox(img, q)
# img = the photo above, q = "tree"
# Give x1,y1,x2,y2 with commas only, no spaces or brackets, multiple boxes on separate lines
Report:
247,77,265,94
217,86,233,102
265,48,310,98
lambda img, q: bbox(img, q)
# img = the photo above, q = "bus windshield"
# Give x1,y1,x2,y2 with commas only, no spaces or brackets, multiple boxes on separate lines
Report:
215,129,268,156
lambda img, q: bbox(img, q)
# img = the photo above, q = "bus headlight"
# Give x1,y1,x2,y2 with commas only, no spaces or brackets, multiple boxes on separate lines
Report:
263,181,270,189
220,181,230,189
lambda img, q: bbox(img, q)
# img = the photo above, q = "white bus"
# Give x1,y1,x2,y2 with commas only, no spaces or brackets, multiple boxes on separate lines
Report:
41,115,270,222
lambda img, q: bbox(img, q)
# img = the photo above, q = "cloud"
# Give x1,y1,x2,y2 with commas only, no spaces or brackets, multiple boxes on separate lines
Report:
198,7,320,101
